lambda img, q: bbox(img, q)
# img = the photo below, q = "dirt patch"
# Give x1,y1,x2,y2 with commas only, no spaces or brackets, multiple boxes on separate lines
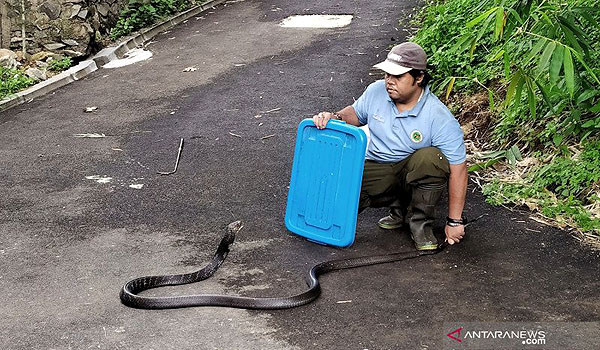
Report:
451,91,494,150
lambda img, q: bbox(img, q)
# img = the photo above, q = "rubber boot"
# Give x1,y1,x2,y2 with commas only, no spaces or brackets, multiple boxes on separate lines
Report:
377,198,408,229
377,207,405,229
408,183,445,250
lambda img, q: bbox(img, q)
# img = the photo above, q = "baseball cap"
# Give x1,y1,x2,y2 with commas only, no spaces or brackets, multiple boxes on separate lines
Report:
373,42,427,75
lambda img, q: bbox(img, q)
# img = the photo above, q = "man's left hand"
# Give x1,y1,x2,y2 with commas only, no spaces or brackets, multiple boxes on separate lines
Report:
445,224,464,245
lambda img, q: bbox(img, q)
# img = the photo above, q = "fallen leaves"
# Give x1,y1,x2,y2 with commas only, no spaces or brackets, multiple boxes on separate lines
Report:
260,107,281,114
73,133,106,138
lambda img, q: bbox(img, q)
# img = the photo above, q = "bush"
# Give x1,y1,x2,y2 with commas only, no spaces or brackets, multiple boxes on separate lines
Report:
411,0,600,235
0,66,35,100
111,0,197,39
413,0,502,92
413,0,600,148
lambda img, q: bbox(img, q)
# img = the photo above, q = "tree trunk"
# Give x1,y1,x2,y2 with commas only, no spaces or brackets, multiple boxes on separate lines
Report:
0,0,11,48
21,0,26,54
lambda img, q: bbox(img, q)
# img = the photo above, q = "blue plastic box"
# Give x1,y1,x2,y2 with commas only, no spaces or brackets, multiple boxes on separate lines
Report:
285,119,367,247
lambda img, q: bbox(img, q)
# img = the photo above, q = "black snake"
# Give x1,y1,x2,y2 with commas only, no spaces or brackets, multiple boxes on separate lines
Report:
120,220,447,309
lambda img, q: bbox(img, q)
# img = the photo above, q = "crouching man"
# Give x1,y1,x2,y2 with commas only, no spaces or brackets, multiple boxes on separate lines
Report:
313,42,468,250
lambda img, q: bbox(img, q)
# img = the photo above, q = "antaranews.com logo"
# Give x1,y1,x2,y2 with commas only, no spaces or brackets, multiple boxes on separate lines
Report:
446,326,545,345
442,322,600,350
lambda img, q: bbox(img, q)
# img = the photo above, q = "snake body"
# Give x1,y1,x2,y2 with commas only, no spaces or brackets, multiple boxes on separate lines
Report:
120,220,444,309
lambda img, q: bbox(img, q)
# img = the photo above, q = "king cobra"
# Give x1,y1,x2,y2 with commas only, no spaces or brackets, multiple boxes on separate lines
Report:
120,220,448,309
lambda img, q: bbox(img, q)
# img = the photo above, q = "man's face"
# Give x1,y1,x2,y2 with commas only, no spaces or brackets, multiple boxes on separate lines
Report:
384,72,423,102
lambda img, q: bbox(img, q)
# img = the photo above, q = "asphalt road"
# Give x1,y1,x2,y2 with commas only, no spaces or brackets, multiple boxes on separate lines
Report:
1,0,599,349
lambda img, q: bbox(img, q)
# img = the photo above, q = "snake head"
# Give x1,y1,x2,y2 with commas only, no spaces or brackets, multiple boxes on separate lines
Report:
227,220,244,233
223,220,243,245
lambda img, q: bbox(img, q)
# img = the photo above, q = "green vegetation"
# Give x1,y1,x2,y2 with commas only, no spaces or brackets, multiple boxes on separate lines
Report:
2,0,198,101
483,141,600,232
412,0,600,235
48,57,72,71
1,57,73,100
111,0,197,39
0,66,34,100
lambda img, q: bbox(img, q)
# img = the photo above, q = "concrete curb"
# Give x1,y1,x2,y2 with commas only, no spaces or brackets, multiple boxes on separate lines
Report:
0,0,227,113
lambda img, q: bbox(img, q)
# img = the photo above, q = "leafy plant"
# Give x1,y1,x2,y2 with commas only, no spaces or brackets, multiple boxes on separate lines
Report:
413,0,502,93
483,180,600,232
481,141,600,233
411,0,600,235
466,0,600,147
414,0,600,148
0,66,35,100
111,0,197,39
469,145,523,171
47,57,72,71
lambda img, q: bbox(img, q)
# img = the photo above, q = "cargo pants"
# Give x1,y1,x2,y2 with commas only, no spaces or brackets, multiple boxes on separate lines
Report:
358,147,450,213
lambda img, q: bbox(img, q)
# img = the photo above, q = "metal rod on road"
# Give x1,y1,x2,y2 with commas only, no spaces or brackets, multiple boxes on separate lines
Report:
157,138,184,175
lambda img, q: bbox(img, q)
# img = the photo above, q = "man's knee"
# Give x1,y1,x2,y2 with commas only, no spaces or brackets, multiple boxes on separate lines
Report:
404,147,450,185
362,161,398,197
360,162,400,210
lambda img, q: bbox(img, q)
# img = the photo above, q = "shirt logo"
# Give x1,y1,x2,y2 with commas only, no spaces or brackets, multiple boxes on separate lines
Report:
371,114,384,123
410,130,423,143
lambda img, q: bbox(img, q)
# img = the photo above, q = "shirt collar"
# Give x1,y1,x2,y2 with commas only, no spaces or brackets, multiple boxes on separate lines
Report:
388,85,430,117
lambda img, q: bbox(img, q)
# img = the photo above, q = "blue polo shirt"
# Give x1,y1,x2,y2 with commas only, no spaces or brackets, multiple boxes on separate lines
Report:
352,80,466,165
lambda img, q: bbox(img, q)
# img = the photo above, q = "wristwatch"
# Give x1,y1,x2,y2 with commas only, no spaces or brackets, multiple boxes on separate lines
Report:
333,112,343,120
446,216,467,227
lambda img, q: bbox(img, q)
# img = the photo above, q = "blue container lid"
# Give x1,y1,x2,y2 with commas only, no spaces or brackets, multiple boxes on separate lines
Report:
285,119,367,247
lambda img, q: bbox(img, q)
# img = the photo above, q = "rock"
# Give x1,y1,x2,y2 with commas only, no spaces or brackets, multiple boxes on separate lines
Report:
61,49,85,58
15,51,31,63
110,3,121,16
70,23,89,38
40,0,62,20
33,29,49,40
91,12,101,30
46,53,64,62
95,30,103,40
31,51,53,62
62,39,79,46
62,24,91,49
36,61,49,69
77,9,88,19
32,12,50,26
0,48,16,57
43,42,66,50
70,5,82,18
96,4,109,17
25,67,47,81
0,49,17,69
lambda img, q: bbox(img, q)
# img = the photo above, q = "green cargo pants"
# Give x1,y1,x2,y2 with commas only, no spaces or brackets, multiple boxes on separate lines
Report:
358,147,450,213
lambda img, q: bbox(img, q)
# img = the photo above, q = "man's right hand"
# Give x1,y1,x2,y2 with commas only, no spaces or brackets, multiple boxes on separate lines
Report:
312,112,334,129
